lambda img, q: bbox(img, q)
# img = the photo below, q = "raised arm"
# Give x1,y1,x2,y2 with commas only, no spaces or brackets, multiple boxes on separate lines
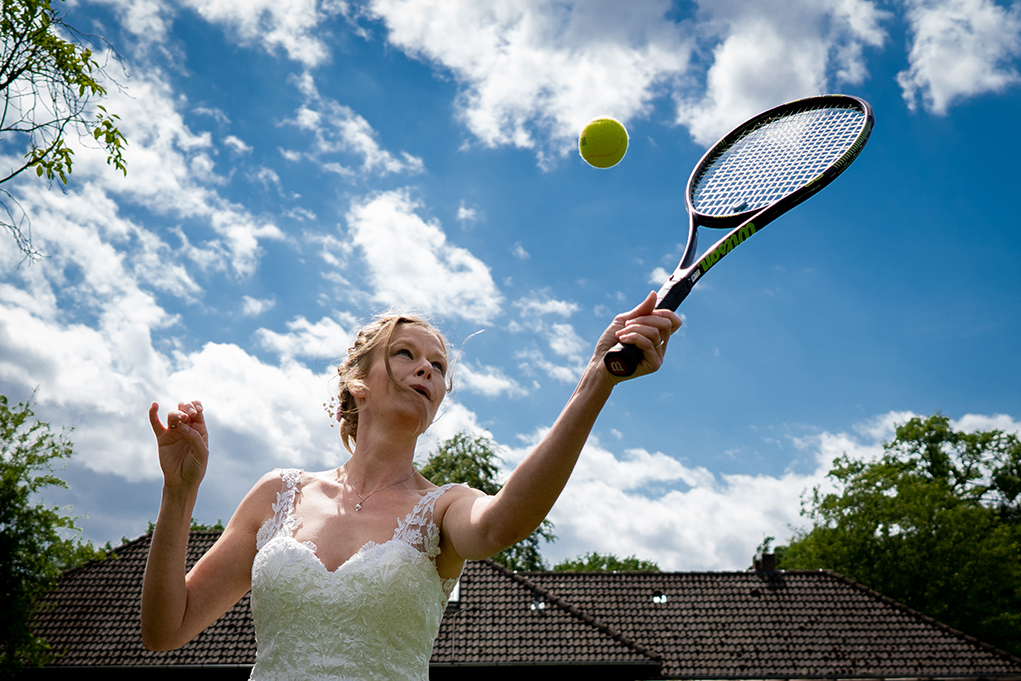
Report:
438,292,681,564
140,401,272,651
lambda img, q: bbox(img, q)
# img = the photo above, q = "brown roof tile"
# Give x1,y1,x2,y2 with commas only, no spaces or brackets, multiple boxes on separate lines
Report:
433,559,660,670
524,569,1021,679
30,532,1021,679
33,531,254,668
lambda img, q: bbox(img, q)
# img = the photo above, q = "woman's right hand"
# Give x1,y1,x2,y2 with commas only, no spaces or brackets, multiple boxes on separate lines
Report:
149,401,208,489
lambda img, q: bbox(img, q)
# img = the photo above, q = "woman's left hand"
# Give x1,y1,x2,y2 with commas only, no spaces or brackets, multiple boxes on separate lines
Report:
592,291,682,381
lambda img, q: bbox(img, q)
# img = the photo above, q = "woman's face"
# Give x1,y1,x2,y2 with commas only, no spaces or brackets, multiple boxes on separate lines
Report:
359,323,447,432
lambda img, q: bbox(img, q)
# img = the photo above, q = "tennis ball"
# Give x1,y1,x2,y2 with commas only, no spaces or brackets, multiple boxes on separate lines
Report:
579,118,628,168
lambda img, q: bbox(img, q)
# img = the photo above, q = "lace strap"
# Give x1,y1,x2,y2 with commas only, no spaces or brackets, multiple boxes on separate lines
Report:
255,468,303,550
393,483,463,558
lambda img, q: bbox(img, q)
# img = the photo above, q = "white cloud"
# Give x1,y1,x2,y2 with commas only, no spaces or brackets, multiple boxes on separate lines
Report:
65,61,286,276
520,407,1021,570
283,73,426,177
225,135,253,154
897,0,1021,114
545,322,586,359
166,341,347,470
675,0,887,145
241,295,276,317
364,0,690,158
457,201,481,226
414,398,491,463
953,412,1021,435
0,282,350,492
182,0,349,67
648,266,669,285
254,314,353,365
361,0,895,154
852,410,918,440
510,292,587,383
528,356,585,384
85,0,175,44
454,359,529,398
514,291,579,318
848,410,1021,443
86,0,350,66
500,417,895,570
344,189,504,323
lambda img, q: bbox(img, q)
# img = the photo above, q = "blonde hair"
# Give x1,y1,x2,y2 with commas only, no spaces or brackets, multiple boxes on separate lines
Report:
332,313,450,453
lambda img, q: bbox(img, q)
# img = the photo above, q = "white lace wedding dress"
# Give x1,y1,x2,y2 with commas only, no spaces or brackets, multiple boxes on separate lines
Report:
249,469,461,681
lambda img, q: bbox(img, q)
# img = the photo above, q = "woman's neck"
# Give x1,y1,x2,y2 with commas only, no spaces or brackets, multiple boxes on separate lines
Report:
343,423,419,489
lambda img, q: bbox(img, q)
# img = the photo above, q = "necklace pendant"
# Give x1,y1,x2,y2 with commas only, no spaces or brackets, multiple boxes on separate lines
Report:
355,501,363,511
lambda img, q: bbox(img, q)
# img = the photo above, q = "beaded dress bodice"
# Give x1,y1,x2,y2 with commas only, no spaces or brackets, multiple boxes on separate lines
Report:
250,469,461,681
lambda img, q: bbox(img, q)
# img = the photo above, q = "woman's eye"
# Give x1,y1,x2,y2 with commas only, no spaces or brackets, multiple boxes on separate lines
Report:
432,361,446,374
395,348,412,358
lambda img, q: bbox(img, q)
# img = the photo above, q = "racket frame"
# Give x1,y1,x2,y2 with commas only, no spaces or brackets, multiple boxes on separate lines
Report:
605,94,874,377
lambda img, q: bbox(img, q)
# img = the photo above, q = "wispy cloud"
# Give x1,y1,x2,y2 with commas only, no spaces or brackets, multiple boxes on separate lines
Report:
283,72,426,177
344,189,504,323
897,0,1021,114
364,0,690,159
675,0,887,145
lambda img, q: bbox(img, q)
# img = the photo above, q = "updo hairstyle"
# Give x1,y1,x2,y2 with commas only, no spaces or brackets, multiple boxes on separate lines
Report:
332,313,450,453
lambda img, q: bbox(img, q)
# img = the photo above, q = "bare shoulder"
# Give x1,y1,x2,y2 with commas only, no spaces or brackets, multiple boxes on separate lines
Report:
432,482,487,518
231,469,291,534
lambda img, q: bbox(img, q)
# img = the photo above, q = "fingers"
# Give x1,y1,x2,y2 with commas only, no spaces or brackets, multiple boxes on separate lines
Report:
148,402,163,437
149,400,205,438
177,400,204,426
615,294,682,349
614,291,657,325
598,293,682,379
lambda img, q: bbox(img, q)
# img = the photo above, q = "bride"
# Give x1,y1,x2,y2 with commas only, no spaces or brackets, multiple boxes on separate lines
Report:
141,292,680,680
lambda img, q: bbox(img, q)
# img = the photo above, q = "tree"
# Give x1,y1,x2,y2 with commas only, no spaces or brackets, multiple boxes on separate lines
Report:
1,0,127,260
421,432,556,571
0,393,105,674
776,413,1021,656
553,552,659,572
145,518,225,533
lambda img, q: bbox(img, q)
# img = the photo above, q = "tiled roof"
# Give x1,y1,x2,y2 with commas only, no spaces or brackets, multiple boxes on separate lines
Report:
30,532,1021,679
32,531,254,668
523,569,1021,679
432,559,660,671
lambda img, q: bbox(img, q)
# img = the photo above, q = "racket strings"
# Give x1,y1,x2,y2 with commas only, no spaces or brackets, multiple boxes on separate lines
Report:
692,104,866,217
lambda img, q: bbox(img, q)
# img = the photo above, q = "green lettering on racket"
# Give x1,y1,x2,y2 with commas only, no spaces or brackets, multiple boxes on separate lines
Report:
699,222,759,275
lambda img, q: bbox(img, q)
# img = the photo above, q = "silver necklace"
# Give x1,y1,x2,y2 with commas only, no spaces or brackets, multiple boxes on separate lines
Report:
345,467,417,511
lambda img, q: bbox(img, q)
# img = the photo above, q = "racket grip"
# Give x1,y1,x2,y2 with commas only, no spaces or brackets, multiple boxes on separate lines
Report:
604,342,644,377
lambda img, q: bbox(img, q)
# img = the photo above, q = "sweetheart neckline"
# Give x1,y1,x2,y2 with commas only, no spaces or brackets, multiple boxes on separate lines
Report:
275,534,423,574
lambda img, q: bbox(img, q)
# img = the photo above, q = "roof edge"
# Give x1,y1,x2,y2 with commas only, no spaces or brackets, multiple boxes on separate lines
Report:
481,559,663,663
819,569,1021,667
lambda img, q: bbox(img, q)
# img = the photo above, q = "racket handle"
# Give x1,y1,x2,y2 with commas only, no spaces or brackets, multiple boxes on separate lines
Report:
604,342,644,377
605,277,692,376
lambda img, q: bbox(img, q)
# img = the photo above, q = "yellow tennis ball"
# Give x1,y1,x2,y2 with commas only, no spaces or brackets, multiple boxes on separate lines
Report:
579,118,628,168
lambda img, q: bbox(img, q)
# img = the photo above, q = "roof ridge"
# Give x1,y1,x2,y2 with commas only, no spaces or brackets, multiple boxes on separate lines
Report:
819,569,1021,667
480,560,662,663
56,532,152,577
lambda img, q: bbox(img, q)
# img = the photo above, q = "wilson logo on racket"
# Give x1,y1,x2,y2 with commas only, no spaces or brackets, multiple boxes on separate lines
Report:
699,222,759,275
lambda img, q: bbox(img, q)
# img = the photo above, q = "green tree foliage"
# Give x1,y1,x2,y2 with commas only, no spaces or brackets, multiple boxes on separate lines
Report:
776,413,1021,656
145,518,225,533
0,394,106,673
1,0,127,260
553,552,659,572
421,432,556,571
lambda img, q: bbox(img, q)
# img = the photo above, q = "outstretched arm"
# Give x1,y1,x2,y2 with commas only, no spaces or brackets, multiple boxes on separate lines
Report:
438,292,681,564
141,401,271,651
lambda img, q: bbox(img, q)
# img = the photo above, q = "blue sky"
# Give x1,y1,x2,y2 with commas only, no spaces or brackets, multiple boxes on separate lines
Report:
1,0,1020,570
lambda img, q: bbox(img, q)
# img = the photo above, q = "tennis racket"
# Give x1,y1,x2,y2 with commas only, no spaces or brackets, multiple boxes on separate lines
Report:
605,94,874,377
